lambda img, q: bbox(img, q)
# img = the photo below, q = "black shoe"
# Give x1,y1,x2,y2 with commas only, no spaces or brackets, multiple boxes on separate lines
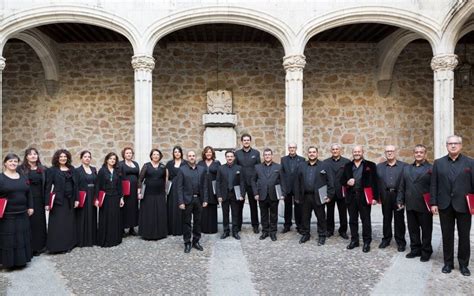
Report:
253,226,259,234
220,232,230,239
340,233,349,240
441,265,453,274
347,241,360,249
378,240,390,249
296,228,302,235
281,227,290,234
184,243,191,253
318,237,326,246
327,232,334,238
299,235,310,244
397,245,406,252
232,233,241,240
129,228,137,236
259,233,269,240
460,266,471,276
363,243,371,253
405,251,421,259
270,233,277,241
420,255,430,262
192,241,203,251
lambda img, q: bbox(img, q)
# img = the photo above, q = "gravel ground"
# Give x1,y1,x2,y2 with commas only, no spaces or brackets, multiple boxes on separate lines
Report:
0,273,9,296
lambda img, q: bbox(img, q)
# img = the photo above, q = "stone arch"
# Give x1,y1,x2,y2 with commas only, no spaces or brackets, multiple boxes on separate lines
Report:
437,1,473,53
142,6,294,56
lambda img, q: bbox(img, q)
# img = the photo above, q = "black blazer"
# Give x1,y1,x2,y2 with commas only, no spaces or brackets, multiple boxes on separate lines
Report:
235,148,261,186
44,166,78,205
376,160,407,205
294,160,334,205
216,163,245,201
340,159,379,204
397,162,432,213
95,166,123,198
251,162,286,201
75,165,97,191
430,154,474,213
281,154,305,195
323,156,351,200
176,164,208,205
198,160,221,204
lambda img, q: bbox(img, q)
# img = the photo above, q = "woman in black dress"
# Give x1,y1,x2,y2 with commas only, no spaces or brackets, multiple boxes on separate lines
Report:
75,150,97,247
96,152,124,247
166,146,186,236
18,148,47,255
198,146,221,234
119,147,139,236
0,153,34,268
45,149,77,254
138,149,168,240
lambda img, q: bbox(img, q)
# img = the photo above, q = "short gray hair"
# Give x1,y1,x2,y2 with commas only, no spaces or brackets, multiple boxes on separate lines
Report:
446,135,462,144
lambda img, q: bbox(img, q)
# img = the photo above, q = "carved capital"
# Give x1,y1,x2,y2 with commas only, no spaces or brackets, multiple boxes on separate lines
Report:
131,55,155,71
283,55,306,72
430,54,458,71
0,57,5,71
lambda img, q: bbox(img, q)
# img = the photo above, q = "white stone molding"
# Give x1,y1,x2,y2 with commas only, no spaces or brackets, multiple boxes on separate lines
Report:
131,55,155,72
431,54,458,159
435,0,472,54
0,56,4,160
0,56,5,71
202,114,237,127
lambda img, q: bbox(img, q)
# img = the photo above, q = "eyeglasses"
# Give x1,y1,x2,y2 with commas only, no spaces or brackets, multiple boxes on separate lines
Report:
385,150,395,153
447,142,461,145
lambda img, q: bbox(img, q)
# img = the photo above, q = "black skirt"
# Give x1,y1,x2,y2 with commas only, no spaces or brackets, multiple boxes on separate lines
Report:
47,198,77,253
30,196,47,253
0,212,32,268
76,186,97,247
167,182,183,236
97,193,122,248
139,193,167,240
201,203,218,234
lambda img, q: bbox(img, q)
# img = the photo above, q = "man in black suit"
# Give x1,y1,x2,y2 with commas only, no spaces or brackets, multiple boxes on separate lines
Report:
177,150,208,253
376,145,407,251
430,135,473,276
281,143,305,233
216,150,245,240
235,133,261,233
397,144,433,262
251,148,286,241
295,146,334,246
341,145,378,253
323,143,350,239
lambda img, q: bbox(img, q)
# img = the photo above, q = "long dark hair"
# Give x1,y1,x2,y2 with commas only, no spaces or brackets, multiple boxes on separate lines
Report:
19,147,44,174
52,149,73,168
172,145,183,160
103,152,119,169
201,146,216,161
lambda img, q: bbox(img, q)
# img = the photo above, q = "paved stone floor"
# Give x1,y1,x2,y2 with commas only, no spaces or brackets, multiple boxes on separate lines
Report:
1,202,473,295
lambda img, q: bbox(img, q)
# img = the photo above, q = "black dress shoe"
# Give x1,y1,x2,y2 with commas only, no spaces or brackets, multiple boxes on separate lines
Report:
220,232,230,239
460,266,471,276
270,233,277,241
129,228,137,236
397,245,406,252
299,235,310,244
347,241,360,249
281,227,290,234
259,233,269,240
441,265,453,274
327,232,334,238
405,251,421,259
378,240,390,249
420,256,430,262
232,233,241,240
192,241,204,251
363,243,371,253
253,226,260,234
340,233,349,240
184,243,191,253
318,237,326,246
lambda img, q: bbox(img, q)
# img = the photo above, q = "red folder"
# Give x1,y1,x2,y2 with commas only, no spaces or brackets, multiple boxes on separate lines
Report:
423,193,431,212
49,192,56,209
466,193,474,215
364,187,374,205
78,191,87,208
342,186,347,198
97,191,106,208
122,180,131,196
0,198,7,218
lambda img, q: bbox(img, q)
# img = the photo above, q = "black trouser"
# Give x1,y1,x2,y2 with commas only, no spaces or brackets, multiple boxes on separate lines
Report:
439,204,472,267
406,210,433,257
326,197,348,235
283,192,302,230
222,193,241,234
347,191,372,244
182,196,202,244
301,193,327,238
259,197,278,235
242,184,259,229
382,191,406,246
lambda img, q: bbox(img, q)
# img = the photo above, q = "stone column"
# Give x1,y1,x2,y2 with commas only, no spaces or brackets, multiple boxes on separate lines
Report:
0,57,5,159
430,54,458,159
131,55,155,166
283,55,306,155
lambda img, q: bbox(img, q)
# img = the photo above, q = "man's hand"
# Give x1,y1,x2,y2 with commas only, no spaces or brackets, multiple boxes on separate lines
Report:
218,197,223,203
254,195,259,201
179,203,186,210
202,202,208,208
372,199,378,206
27,208,34,216
431,205,438,215
74,201,79,208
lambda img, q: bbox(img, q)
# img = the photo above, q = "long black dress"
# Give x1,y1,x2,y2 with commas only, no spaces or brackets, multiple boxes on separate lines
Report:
0,173,33,268
119,160,139,231
198,159,221,234
166,160,186,236
24,167,47,254
45,167,77,253
75,165,97,247
96,166,123,248
138,162,167,240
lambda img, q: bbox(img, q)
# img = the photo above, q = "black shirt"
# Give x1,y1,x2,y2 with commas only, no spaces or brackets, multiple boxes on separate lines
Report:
0,174,32,213
181,164,201,196
304,161,319,194
447,154,464,183
352,162,363,189
383,162,404,189
224,163,238,191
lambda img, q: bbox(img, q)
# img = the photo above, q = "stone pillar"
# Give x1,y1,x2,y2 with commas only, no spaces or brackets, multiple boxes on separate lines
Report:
0,57,5,159
283,55,305,155
131,55,155,166
430,54,458,159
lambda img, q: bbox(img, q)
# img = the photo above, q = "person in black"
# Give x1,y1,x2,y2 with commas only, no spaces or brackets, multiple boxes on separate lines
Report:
295,146,333,245
430,135,473,276
75,150,98,247
198,146,221,234
138,149,168,240
18,147,47,255
377,145,407,251
251,148,285,241
341,145,378,253
235,133,261,233
165,146,187,236
216,150,245,240
323,144,350,239
45,149,78,254
397,144,433,262
280,143,305,233
177,150,208,253
95,152,124,248
0,153,34,268
119,147,140,236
